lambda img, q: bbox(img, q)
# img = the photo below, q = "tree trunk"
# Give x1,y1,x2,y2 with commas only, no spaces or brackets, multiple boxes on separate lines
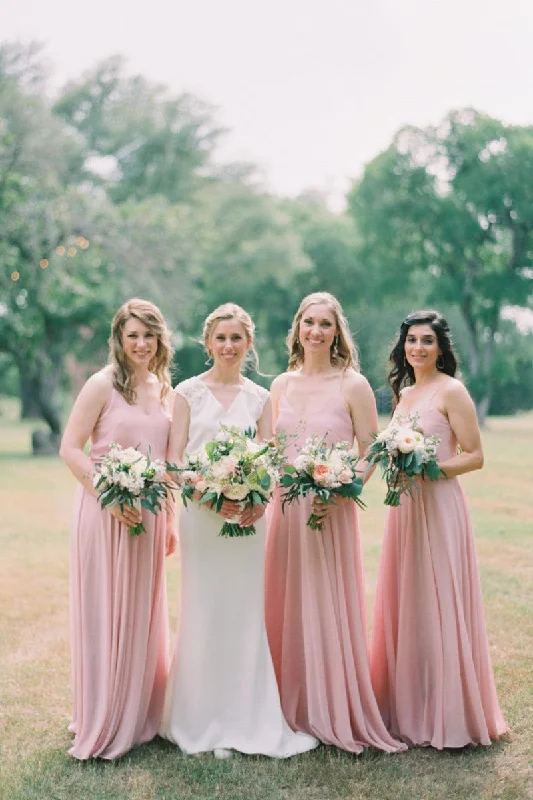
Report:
34,355,63,437
19,366,41,419
476,394,490,427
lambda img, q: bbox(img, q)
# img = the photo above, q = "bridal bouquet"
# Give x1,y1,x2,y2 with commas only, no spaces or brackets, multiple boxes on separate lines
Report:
280,435,365,530
365,413,444,506
169,425,287,537
93,442,172,535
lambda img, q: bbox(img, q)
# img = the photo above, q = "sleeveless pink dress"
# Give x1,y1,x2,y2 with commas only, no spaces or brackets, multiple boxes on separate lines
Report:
69,388,171,759
265,377,406,753
370,399,508,748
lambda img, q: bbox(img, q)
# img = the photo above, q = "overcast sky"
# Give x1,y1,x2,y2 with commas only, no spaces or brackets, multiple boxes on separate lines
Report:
2,0,533,206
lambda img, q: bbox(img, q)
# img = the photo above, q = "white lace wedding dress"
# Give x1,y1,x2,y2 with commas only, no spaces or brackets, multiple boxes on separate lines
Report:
159,375,318,757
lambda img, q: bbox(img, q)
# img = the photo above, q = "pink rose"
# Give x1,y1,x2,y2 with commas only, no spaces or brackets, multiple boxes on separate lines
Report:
313,463,330,484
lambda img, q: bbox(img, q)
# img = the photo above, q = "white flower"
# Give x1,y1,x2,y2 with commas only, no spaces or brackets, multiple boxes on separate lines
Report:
396,429,417,454
121,447,142,464
339,468,353,484
130,457,148,478
215,430,233,443
152,461,167,481
294,454,313,472
221,483,250,500
212,456,238,481
412,432,426,452
245,440,262,453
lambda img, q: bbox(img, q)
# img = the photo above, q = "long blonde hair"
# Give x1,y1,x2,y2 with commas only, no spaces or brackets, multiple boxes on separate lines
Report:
109,298,173,404
286,292,360,372
202,303,259,371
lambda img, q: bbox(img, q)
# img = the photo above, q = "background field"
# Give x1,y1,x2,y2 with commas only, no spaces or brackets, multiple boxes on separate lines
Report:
1,403,532,800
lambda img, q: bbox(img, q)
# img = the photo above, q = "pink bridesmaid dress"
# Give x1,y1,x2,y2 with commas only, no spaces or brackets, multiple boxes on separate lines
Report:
265,377,405,753
370,399,508,748
69,388,171,759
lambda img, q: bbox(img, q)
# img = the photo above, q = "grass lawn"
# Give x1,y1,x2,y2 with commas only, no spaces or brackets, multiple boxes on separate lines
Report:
1,401,532,800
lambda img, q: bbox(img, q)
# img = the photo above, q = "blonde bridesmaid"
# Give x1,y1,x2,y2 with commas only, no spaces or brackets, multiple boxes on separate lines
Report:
265,292,406,754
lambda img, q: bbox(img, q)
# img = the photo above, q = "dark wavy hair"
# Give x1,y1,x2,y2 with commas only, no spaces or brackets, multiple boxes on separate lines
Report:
388,309,458,402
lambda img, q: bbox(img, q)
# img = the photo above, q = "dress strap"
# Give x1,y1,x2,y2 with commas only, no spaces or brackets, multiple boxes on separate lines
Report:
426,386,442,411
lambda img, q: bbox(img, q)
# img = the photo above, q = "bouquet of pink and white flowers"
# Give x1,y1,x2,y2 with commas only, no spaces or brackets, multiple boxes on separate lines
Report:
365,413,444,506
169,426,287,537
280,435,365,530
93,442,173,535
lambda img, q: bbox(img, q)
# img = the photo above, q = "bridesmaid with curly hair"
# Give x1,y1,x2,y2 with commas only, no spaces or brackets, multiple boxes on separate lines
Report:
60,298,176,759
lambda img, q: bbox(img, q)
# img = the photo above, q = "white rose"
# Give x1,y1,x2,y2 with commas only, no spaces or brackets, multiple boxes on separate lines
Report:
339,468,353,484
396,429,417,454
118,472,135,490
221,483,250,501
294,454,312,472
212,456,238,481
246,440,262,453
120,447,140,464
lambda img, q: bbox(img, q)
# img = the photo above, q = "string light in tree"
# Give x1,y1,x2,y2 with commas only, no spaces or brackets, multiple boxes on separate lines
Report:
68,247,77,257
56,245,66,256
40,259,49,269
11,271,20,281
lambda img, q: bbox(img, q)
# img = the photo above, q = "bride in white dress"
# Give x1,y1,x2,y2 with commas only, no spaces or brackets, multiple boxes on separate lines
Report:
160,303,317,758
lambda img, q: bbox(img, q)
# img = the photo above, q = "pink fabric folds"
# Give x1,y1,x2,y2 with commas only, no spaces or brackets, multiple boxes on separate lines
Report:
68,389,170,759
370,407,508,748
265,387,405,754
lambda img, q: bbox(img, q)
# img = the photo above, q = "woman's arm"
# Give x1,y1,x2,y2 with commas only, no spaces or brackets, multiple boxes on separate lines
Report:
438,381,484,478
269,374,286,431
59,370,112,496
167,393,191,468
256,396,274,442
345,372,379,483
60,370,141,528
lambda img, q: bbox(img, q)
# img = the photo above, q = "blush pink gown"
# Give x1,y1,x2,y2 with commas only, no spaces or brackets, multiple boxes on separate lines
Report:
265,377,406,753
68,388,171,759
370,402,508,748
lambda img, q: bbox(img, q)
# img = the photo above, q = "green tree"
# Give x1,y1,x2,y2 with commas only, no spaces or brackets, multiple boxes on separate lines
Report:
53,55,224,205
348,108,533,421
0,44,121,447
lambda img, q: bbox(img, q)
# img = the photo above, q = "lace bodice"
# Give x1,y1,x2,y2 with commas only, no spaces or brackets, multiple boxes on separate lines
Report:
175,375,269,452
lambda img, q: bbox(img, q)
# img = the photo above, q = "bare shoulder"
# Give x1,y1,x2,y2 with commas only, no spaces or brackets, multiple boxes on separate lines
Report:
442,376,473,404
342,369,373,396
80,367,113,402
400,385,415,399
270,372,290,396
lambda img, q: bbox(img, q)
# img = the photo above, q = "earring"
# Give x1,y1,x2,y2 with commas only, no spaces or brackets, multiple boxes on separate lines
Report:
205,350,213,366
332,335,339,356
437,355,444,370
403,356,408,368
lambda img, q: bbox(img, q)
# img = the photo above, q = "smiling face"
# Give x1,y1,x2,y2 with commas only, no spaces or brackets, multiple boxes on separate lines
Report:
209,318,250,369
121,316,159,368
298,302,338,355
404,323,441,371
